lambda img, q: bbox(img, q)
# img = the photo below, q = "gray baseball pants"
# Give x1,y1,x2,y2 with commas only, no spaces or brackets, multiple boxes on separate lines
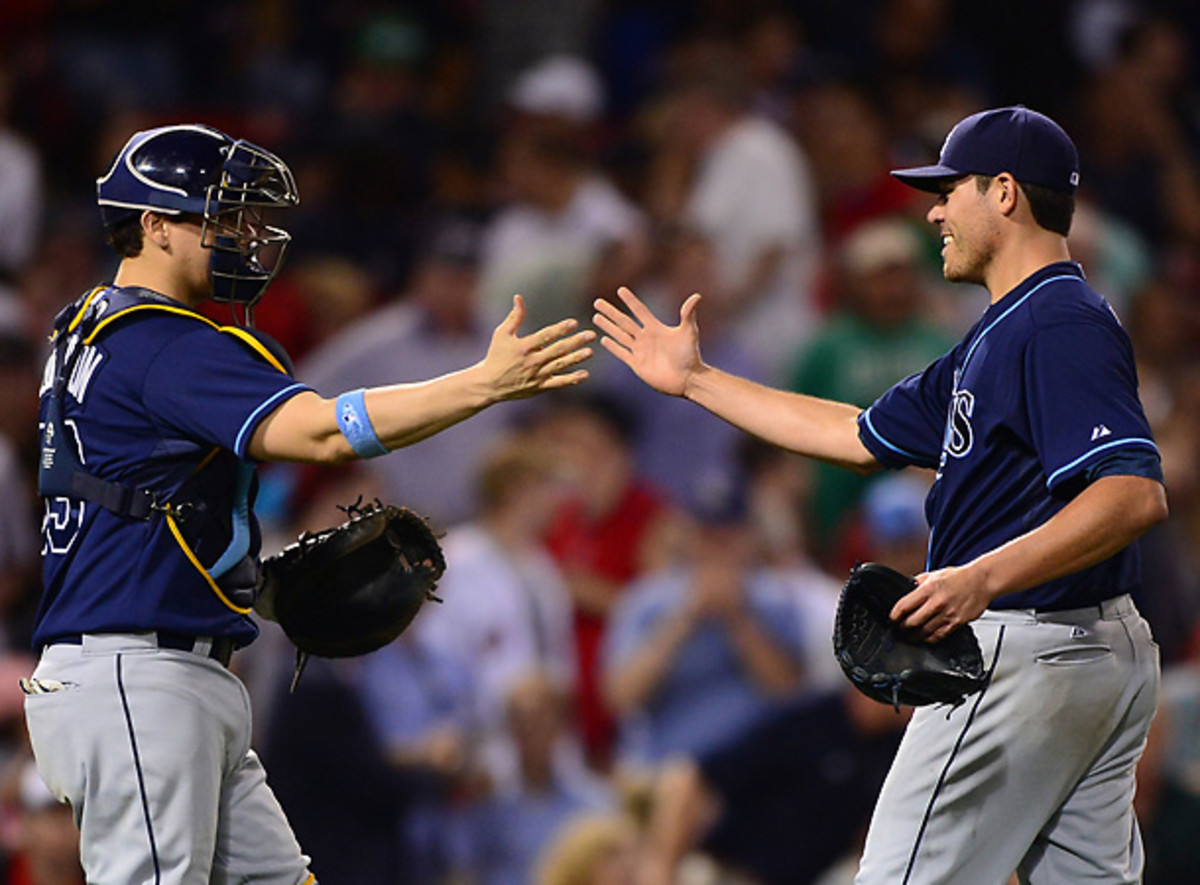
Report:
24,633,315,885
855,595,1159,885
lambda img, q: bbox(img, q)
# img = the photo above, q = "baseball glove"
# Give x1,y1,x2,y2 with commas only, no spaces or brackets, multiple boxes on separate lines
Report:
833,562,987,711
258,499,445,688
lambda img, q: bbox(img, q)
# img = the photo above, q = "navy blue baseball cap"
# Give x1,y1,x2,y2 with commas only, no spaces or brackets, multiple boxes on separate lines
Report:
891,106,1080,195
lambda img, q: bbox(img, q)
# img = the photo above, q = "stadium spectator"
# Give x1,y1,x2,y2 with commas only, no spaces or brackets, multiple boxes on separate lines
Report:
1139,641,1200,883
478,109,650,332
637,688,907,885
533,393,677,769
355,630,481,884
735,437,845,692
601,486,806,775
415,435,579,766
595,229,772,515
793,83,920,250
469,672,616,885
643,51,822,379
0,63,42,329
535,812,641,885
1076,12,1200,252
261,656,426,885
786,216,954,557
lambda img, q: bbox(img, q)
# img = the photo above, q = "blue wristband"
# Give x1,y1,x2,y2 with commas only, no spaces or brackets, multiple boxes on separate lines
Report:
335,389,388,459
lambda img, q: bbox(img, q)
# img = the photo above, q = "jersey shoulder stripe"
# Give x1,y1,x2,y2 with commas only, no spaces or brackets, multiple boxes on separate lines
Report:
233,382,309,458
1045,437,1160,489
859,406,937,468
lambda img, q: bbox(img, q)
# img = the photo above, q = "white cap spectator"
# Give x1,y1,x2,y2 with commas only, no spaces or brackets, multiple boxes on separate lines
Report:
507,55,605,122
841,217,923,276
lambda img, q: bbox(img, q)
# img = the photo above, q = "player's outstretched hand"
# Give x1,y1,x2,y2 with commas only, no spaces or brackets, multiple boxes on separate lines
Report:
480,295,595,401
593,286,703,397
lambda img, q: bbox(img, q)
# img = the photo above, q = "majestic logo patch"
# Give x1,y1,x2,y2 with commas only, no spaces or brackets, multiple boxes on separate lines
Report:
1091,424,1112,441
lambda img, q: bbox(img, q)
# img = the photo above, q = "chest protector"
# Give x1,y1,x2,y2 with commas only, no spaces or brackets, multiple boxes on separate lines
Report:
38,287,293,611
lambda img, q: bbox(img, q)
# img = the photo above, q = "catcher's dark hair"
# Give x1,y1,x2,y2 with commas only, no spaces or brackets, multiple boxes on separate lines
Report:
973,174,1074,236
105,215,144,258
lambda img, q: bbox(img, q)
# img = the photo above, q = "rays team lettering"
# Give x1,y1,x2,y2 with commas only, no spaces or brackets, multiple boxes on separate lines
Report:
946,389,975,457
937,386,976,479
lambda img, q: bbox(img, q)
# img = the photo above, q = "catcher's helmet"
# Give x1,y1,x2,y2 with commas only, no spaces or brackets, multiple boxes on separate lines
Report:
96,124,299,314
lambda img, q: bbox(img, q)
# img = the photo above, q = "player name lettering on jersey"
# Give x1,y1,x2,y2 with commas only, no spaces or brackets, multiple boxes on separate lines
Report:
39,345,105,404
67,346,104,403
38,350,55,397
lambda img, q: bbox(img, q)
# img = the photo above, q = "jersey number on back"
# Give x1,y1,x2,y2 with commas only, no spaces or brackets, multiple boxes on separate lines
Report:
40,418,86,555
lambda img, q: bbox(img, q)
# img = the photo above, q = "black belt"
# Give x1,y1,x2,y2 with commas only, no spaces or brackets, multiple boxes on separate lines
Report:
157,632,236,667
50,632,236,668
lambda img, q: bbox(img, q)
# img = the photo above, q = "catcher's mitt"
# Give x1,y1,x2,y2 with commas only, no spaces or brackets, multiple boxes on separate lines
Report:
259,499,445,689
833,562,987,711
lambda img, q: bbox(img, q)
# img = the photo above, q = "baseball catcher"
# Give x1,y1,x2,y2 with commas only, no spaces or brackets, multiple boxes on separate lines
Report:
258,499,446,688
833,562,987,711
27,120,594,885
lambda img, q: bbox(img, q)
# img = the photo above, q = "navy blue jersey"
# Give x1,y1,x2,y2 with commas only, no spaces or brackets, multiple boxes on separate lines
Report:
858,262,1162,611
35,286,311,649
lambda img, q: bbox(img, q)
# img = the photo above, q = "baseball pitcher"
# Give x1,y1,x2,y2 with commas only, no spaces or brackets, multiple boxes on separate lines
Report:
597,106,1166,885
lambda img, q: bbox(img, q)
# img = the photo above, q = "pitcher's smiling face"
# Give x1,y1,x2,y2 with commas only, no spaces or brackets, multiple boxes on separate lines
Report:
928,175,1002,287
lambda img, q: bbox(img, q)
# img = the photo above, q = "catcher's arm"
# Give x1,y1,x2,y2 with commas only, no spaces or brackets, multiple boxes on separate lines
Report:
249,296,594,463
893,475,1168,642
593,286,878,473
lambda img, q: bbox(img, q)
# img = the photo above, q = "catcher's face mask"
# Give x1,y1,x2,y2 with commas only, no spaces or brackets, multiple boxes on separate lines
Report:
97,124,300,325
201,140,298,320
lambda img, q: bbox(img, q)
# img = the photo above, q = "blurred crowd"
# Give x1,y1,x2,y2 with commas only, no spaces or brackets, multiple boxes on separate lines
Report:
2,1,1200,883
